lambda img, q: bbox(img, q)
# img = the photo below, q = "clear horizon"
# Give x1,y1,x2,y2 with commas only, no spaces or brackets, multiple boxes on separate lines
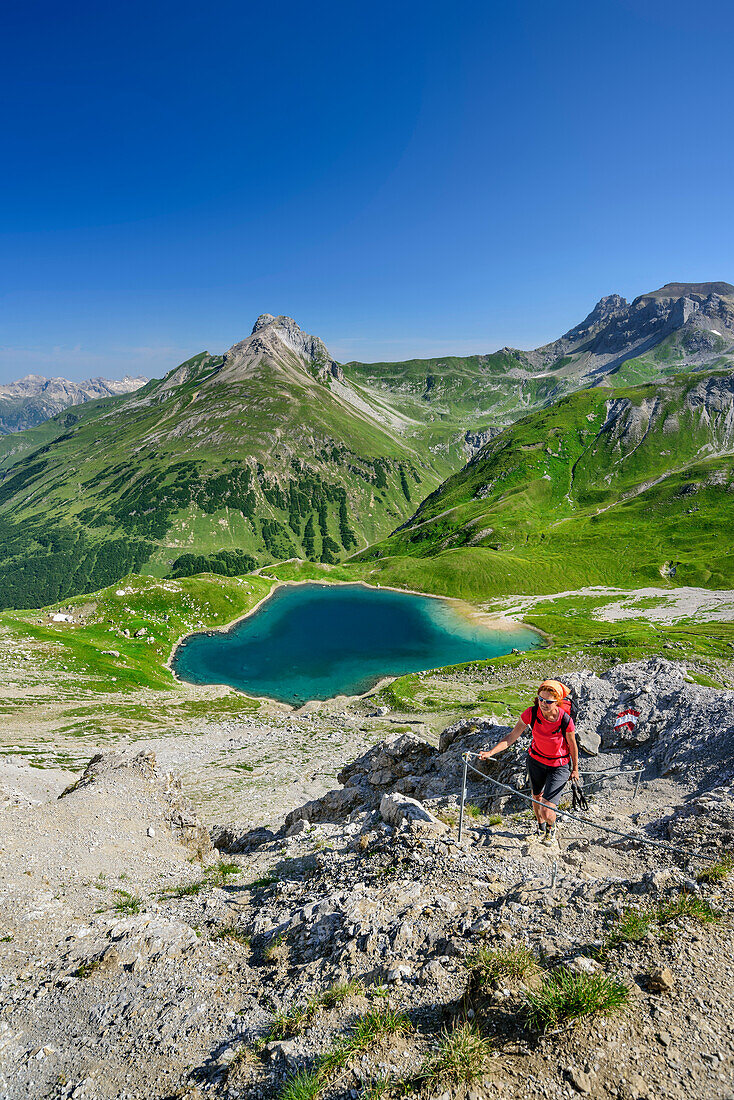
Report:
3,0,734,383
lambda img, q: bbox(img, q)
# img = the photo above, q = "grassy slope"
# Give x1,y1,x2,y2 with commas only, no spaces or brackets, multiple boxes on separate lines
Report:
0,572,282,759
343,351,564,449
347,367,734,598
2,571,274,694
0,352,452,608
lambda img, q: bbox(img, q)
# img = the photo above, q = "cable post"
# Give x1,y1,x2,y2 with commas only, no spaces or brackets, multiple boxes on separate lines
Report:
458,754,468,843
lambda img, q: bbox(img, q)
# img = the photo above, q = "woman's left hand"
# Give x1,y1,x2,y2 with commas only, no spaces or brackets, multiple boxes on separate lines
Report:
571,768,580,781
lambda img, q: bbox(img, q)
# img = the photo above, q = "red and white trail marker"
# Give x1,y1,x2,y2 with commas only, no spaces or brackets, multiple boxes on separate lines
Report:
615,707,641,734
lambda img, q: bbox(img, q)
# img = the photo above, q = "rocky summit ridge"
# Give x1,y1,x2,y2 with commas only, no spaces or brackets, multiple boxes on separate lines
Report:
530,281,734,379
1,657,733,1100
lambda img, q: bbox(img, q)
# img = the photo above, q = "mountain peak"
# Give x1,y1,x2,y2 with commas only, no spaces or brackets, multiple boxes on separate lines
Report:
561,293,628,341
251,313,277,333
224,316,344,384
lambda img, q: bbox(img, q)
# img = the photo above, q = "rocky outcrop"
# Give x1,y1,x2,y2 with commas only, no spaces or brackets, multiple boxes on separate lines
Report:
59,748,212,856
237,314,344,383
532,281,734,377
379,791,448,833
62,914,199,975
277,659,734,834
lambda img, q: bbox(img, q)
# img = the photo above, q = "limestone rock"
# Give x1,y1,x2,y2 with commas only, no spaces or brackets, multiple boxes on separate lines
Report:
379,792,447,834
566,1066,593,1094
646,965,675,993
210,824,276,853
285,785,364,827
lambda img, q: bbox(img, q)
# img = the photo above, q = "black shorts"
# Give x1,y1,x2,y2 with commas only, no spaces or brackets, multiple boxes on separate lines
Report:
526,754,570,807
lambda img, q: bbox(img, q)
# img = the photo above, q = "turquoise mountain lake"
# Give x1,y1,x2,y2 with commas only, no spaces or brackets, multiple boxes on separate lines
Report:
172,582,541,706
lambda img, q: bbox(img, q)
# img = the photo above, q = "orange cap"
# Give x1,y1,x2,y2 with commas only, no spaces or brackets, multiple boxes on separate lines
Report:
538,679,568,701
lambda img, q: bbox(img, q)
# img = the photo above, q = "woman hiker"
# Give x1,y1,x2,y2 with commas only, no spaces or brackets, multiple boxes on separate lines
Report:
477,679,579,844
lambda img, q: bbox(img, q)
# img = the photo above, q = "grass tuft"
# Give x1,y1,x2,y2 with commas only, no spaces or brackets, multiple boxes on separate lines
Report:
361,1076,395,1099
279,1068,322,1100
352,1004,412,1044
468,944,540,986
223,1044,259,1079
265,980,365,1045
465,803,483,819
262,932,289,966
607,906,654,946
275,1003,413,1095
112,888,143,915
246,874,277,890
696,855,733,885
211,924,250,945
207,860,242,886
318,978,364,1008
487,814,503,826
74,958,102,978
420,1021,492,1087
161,880,206,898
522,969,629,1032
269,1006,309,1041
655,892,718,924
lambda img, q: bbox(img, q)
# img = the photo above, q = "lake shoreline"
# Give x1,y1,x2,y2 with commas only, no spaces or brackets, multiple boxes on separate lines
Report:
168,577,545,710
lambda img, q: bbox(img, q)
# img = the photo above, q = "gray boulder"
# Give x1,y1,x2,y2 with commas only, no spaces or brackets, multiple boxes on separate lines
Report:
379,792,448,834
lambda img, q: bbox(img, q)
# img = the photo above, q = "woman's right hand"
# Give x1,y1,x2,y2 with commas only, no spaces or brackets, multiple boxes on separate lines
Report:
478,751,494,761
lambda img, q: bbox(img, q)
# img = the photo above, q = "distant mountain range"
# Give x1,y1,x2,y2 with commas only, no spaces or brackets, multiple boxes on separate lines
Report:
0,282,732,608
0,374,148,435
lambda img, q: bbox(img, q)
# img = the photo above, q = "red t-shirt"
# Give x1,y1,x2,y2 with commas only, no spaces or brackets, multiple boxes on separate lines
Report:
522,705,575,767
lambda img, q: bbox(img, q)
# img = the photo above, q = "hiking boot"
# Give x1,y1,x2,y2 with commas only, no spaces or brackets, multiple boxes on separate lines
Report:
542,822,558,844
533,820,545,838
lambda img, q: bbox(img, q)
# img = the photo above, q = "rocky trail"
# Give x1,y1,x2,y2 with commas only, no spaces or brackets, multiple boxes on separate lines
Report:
1,659,733,1100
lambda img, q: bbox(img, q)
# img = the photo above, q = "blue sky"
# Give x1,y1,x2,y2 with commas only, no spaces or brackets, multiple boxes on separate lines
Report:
2,0,733,382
